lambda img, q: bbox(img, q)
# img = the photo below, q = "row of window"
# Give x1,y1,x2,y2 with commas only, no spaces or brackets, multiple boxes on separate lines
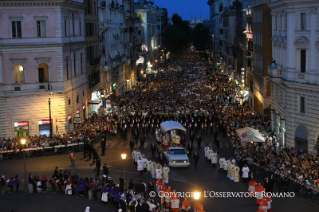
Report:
274,12,307,31
11,12,81,38
12,20,47,38
13,54,83,84
13,63,48,84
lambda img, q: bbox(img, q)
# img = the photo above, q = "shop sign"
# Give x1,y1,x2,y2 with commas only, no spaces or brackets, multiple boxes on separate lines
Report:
14,121,29,127
38,120,53,125
73,117,82,124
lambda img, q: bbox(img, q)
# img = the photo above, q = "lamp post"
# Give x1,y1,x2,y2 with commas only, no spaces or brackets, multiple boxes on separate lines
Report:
48,98,52,139
20,138,27,194
47,83,53,139
121,152,127,199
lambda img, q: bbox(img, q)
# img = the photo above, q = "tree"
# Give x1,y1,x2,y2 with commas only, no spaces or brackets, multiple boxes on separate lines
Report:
191,23,210,51
162,13,192,56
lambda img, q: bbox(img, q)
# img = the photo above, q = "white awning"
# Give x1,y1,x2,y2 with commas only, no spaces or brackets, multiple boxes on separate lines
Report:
160,121,186,133
236,127,265,142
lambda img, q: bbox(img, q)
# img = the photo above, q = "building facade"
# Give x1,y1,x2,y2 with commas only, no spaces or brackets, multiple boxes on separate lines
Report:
207,0,222,61
85,0,101,116
251,0,272,116
0,0,87,138
268,0,319,153
134,0,164,78
98,0,134,102
220,1,236,75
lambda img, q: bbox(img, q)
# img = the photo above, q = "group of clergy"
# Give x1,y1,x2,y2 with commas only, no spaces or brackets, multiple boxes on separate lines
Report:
204,144,218,166
132,148,170,183
218,157,240,182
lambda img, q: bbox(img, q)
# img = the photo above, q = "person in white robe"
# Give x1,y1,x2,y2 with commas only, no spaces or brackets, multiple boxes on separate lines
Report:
219,158,225,172
242,164,250,183
137,157,144,176
162,164,170,184
147,159,153,174
233,165,240,182
156,165,163,180
204,145,210,160
151,161,156,178
210,150,218,167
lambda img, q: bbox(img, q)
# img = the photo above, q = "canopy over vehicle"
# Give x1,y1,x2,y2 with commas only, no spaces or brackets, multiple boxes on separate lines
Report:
160,121,187,133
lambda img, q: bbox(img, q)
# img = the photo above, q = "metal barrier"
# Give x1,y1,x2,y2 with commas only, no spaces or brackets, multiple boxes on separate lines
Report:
250,162,319,199
0,142,84,160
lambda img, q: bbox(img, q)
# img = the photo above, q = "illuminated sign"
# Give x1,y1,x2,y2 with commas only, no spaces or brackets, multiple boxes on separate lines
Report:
38,120,53,125
14,121,29,127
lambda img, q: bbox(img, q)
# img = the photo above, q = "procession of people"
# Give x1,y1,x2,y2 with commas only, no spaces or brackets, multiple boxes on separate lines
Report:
1,56,319,212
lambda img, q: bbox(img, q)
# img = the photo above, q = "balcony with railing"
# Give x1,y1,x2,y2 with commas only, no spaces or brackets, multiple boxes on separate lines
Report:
268,65,283,78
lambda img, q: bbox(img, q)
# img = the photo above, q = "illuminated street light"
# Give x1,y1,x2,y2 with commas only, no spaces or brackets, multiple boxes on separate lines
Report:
193,191,200,200
20,138,27,194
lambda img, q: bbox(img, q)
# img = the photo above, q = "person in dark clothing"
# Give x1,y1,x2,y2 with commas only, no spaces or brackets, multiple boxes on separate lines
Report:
119,196,127,212
196,135,203,150
193,151,199,169
119,176,124,189
14,175,20,192
136,199,143,212
141,201,150,212
130,200,136,212
88,143,92,160
187,142,193,157
96,157,101,175
158,153,165,166
83,141,88,158
189,132,195,146
148,181,155,195
140,134,145,150
28,173,36,193
103,163,109,176
215,137,221,153
264,177,271,193
92,148,98,163
269,173,275,192
129,138,135,152
53,167,59,178
150,142,156,158
128,179,134,190
101,138,106,156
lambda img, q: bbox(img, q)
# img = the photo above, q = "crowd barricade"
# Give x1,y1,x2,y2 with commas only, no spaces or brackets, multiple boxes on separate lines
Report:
250,162,319,199
0,142,84,160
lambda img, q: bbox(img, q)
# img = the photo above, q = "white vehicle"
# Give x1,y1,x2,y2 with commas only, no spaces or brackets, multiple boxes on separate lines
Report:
164,147,190,168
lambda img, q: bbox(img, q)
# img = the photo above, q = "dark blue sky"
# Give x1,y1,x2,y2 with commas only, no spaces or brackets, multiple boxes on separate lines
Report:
151,0,210,21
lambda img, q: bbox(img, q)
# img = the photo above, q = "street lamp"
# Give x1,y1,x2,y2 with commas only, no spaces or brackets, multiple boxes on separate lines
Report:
20,138,27,194
121,152,126,196
47,84,53,139
193,191,201,200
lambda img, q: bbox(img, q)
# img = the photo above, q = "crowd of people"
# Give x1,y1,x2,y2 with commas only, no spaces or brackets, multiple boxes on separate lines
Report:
1,57,319,211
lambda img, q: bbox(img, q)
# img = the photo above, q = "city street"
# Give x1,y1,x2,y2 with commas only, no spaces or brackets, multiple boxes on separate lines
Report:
0,131,318,212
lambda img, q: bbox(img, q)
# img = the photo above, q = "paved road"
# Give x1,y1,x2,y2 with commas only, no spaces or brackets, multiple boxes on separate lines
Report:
0,131,318,212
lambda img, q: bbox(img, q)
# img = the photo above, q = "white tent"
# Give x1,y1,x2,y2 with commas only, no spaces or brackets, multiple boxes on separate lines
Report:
236,127,265,142
160,121,187,133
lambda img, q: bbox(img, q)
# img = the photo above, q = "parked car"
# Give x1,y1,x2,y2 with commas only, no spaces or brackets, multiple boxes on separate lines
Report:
164,147,190,167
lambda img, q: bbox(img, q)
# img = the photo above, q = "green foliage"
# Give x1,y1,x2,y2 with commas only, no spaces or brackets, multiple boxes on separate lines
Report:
191,23,210,51
162,13,192,56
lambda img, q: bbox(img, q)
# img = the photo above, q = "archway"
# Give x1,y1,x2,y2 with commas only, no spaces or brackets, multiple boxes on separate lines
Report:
295,125,308,153
38,62,48,83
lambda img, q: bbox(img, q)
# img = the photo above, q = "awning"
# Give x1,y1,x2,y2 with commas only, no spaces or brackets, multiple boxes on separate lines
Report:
236,127,265,142
160,121,186,133
88,101,101,104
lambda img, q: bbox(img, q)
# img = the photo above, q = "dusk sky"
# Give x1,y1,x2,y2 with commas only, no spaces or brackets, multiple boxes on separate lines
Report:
151,0,210,21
